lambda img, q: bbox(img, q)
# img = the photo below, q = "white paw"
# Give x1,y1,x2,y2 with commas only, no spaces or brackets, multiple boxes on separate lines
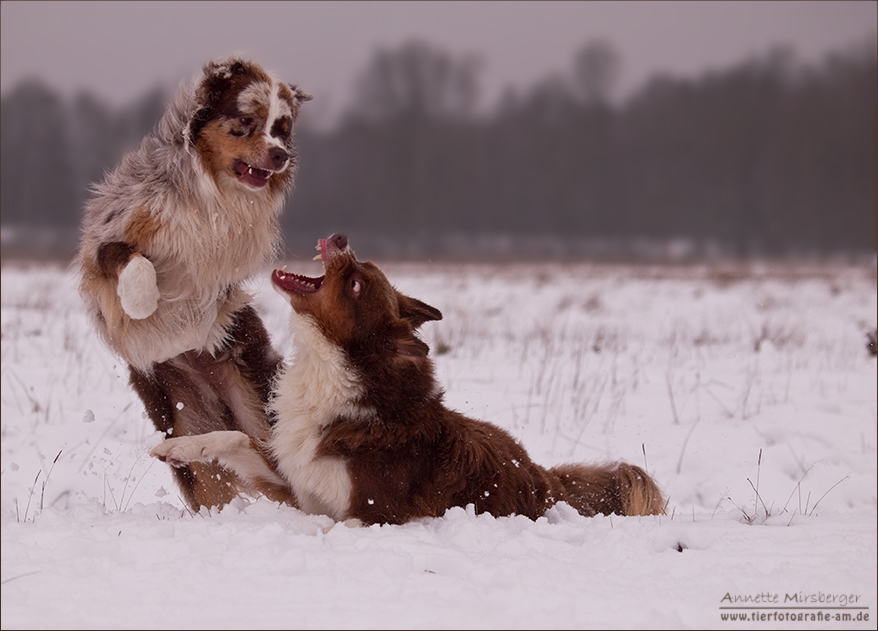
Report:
150,432,249,468
117,254,160,319
150,437,207,467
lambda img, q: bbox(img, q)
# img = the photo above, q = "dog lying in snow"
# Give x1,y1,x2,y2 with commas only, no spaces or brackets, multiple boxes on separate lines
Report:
78,56,311,510
151,234,665,523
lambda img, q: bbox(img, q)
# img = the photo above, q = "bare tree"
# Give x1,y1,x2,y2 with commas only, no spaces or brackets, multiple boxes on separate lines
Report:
1,80,76,227
3,39,874,260
571,39,621,106
348,40,481,123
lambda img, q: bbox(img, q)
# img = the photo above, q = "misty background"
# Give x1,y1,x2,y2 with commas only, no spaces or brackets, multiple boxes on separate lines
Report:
1,2,875,262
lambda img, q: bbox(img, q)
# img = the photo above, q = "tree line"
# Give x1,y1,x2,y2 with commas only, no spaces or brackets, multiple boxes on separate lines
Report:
1,39,875,260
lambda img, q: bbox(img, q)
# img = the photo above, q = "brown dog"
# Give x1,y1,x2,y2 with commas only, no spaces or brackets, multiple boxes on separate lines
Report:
77,56,311,510
151,234,665,524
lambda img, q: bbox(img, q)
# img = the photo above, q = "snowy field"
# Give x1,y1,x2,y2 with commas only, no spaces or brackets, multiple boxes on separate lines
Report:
2,257,876,630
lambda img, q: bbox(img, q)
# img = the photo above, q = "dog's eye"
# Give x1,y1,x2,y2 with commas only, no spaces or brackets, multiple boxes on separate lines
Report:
351,279,362,295
229,117,256,137
271,117,292,141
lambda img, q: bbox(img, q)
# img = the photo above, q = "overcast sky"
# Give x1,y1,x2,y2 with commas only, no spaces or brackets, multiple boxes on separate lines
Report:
2,1,875,126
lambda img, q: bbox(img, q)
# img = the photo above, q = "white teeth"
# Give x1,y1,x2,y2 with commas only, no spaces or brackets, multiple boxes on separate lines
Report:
312,254,322,261
245,165,271,179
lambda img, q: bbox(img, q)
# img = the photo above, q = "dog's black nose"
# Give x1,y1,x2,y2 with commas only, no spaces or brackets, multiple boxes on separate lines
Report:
269,147,289,170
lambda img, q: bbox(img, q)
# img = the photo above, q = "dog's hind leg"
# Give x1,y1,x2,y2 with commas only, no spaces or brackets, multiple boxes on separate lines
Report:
225,305,283,411
127,305,283,510
129,359,246,510
550,462,665,517
221,304,283,432
176,462,243,510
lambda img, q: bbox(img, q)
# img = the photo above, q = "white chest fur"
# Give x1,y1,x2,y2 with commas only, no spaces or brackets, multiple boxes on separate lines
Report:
268,314,370,520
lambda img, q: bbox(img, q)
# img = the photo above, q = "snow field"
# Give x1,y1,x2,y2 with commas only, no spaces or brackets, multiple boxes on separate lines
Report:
2,260,876,629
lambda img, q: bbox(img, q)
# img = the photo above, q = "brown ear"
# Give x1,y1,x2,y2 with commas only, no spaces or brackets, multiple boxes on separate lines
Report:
289,84,313,102
397,292,442,328
190,58,248,142
395,335,430,360
198,57,246,105
286,84,312,122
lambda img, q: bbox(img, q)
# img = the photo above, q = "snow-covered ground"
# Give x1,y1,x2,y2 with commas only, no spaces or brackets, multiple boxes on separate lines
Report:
2,258,876,629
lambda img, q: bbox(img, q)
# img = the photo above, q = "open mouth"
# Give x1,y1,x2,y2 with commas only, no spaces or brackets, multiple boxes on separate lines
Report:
272,267,323,294
272,235,350,296
271,239,329,295
234,160,273,189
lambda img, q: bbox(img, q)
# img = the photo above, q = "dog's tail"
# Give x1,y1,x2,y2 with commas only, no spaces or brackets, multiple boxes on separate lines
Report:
549,462,665,517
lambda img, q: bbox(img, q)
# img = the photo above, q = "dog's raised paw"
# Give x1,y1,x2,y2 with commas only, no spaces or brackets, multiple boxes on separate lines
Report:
117,254,160,319
150,432,249,468
150,438,202,468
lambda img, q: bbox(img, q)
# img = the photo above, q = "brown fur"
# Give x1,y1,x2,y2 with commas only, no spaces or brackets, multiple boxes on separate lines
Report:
78,56,310,510
152,234,665,523
123,207,162,251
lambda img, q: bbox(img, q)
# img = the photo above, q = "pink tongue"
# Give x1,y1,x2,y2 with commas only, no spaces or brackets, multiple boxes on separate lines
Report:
235,162,270,187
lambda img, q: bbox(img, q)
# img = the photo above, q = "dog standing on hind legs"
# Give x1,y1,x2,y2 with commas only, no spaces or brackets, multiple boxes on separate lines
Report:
77,56,311,510
151,234,665,523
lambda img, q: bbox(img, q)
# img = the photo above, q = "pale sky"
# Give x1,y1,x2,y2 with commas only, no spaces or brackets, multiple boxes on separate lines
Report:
2,1,875,126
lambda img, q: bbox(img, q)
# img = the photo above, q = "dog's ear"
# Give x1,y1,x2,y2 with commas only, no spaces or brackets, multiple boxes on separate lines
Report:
197,58,250,105
288,84,313,103
397,293,442,329
286,84,312,122
187,58,251,143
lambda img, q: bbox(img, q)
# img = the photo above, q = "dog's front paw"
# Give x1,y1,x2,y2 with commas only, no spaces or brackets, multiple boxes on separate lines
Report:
150,431,250,468
150,437,207,468
117,254,160,319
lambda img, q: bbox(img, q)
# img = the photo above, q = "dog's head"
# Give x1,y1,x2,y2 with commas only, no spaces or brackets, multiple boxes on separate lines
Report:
185,56,312,195
271,234,442,363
